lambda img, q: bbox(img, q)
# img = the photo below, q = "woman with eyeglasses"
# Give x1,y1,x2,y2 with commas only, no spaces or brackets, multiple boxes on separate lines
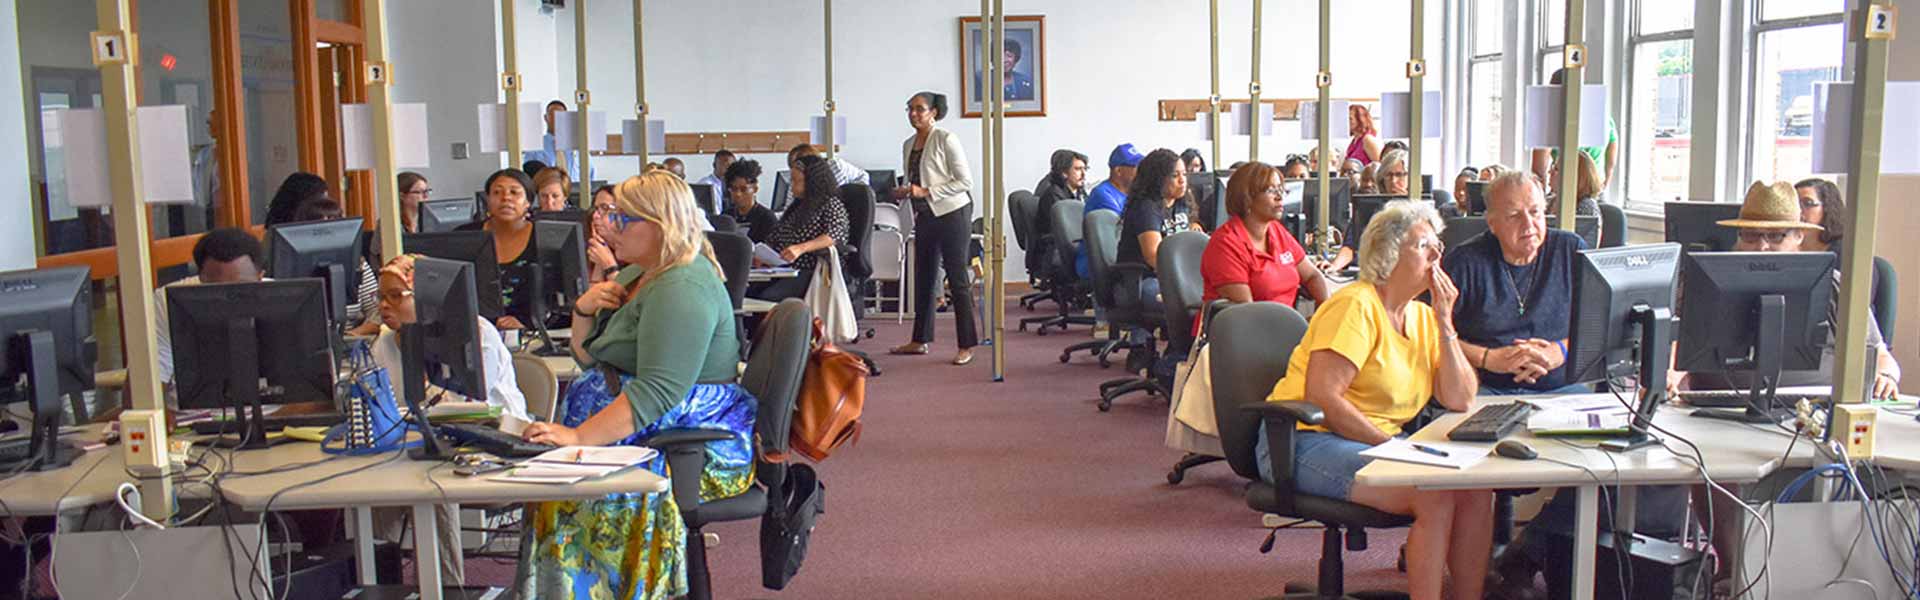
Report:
1259,200,1487,600
398,171,430,233
1793,177,1847,253
890,91,981,366
749,154,849,303
1198,161,1330,335
517,171,755,600
456,169,540,330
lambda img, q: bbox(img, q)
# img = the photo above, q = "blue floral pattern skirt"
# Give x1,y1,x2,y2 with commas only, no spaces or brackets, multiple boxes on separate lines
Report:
513,368,756,600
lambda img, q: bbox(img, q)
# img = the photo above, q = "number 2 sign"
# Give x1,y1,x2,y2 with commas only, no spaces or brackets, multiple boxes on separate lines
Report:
1865,5,1897,40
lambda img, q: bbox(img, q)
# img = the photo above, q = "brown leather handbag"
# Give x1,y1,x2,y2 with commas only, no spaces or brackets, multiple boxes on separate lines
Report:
789,318,869,462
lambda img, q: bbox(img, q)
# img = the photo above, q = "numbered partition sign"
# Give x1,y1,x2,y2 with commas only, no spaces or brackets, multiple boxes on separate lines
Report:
90,31,129,66
1865,4,1897,40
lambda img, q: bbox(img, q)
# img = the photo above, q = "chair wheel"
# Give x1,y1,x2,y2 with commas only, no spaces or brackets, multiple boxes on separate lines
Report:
1167,469,1184,484
1059,352,1071,363
1097,399,1112,412
1018,323,1028,332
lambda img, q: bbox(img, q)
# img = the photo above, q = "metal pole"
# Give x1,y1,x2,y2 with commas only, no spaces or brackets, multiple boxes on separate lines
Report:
633,0,648,166
990,0,1007,380
364,0,403,264
574,0,592,207
1556,0,1585,232
1406,0,1425,202
503,0,522,164
1832,1,1892,405
97,0,172,519
823,0,835,159
1314,0,1331,255
1209,0,1221,168
1248,0,1263,162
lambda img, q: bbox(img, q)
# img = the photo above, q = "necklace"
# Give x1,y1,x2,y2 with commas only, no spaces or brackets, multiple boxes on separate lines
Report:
1503,258,1540,316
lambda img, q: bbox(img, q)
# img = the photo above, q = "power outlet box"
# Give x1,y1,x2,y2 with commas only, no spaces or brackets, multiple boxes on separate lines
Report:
120,409,170,477
1832,404,1877,458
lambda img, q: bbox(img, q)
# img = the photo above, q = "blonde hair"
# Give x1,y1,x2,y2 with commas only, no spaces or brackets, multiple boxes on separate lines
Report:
612,171,721,277
1357,200,1444,286
533,168,571,198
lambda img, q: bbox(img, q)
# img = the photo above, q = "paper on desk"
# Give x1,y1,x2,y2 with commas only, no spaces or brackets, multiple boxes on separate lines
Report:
1360,438,1487,470
1527,410,1631,435
491,445,658,484
1520,394,1632,413
752,242,790,266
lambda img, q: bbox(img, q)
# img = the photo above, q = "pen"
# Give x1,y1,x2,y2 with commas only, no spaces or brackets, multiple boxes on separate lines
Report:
573,449,584,463
1410,443,1451,458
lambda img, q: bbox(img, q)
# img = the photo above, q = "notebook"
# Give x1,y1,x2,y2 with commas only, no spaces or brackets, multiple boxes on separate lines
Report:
1359,438,1488,470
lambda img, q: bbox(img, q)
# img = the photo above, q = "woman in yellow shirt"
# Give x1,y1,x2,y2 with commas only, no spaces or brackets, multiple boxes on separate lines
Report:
1260,200,1486,600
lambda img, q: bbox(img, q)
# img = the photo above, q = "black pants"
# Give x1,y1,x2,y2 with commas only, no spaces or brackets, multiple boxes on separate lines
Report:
911,204,979,348
748,265,815,303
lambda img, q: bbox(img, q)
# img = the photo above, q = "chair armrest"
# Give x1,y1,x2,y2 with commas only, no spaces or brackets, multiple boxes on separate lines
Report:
1241,401,1324,514
1243,400,1324,426
639,428,736,449
637,428,735,510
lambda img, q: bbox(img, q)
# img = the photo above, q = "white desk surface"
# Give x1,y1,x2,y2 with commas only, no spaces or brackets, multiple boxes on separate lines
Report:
0,444,123,517
1355,395,1812,490
748,269,798,282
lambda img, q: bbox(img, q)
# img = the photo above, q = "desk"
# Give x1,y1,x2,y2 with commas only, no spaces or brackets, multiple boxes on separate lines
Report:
1355,395,1810,600
749,268,799,283
0,446,123,516
741,297,775,315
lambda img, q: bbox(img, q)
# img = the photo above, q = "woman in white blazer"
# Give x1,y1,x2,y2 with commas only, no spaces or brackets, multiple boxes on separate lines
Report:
888,91,979,366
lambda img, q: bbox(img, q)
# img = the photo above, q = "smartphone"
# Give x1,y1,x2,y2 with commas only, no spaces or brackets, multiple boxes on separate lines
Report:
453,461,515,477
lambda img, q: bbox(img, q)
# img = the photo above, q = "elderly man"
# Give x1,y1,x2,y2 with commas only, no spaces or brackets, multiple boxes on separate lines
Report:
1443,171,1589,395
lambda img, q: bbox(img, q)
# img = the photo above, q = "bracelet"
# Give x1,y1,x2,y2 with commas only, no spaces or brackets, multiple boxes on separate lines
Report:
1479,346,1492,368
573,306,596,319
1557,340,1568,359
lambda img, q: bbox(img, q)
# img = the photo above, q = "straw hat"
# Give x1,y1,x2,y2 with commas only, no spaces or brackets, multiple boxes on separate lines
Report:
1718,181,1824,230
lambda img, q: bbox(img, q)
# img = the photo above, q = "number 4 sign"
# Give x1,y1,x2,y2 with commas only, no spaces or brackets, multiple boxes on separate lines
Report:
1563,45,1588,69
1865,5,1897,40
90,31,129,66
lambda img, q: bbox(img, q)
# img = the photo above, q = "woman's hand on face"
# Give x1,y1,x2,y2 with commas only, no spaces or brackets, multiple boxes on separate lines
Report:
778,246,804,263
496,316,525,330
575,281,629,315
521,422,581,446
1426,265,1459,322
587,237,616,272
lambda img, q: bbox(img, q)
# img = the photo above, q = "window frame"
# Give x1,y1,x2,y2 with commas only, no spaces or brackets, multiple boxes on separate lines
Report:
1740,3,1845,189
1466,0,1505,168
1620,0,1698,212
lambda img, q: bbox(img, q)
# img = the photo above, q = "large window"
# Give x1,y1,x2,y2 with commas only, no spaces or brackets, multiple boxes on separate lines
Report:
1468,0,1504,168
1537,1,1565,85
1747,1,1844,184
1623,0,1694,209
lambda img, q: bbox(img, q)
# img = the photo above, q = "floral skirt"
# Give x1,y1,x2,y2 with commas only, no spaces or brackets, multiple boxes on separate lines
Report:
512,369,756,600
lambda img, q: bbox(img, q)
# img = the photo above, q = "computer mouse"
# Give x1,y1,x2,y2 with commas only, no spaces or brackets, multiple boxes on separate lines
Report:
1494,440,1538,460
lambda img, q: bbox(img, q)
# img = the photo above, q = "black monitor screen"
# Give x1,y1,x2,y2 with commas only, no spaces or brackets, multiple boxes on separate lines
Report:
689,183,716,215
420,198,477,233
168,280,336,410
408,257,486,398
404,231,504,322
1663,201,1743,253
533,220,589,303
771,170,792,212
1348,194,1394,242
1675,251,1836,374
266,217,366,326
1546,214,1602,249
0,266,93,400
1566,243,1681,384
1300,178,1354,236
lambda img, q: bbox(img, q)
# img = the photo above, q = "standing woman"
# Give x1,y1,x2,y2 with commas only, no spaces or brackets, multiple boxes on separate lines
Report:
1794,178,1848,252
457,169,539,330
398,171,430,233
516,171,753,600
889,91,980,366
1346,104,1383,166
748,155,849,302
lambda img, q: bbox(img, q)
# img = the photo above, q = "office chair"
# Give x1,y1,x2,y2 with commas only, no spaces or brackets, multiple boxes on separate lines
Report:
1873,255,1898,342
1009,190,1055,314
708,230,753,357
839,183,878,341
1060,209,1127,367
709,213,739,233
1211,302,1412,599
1156,232,1226,483
1086,210,1166,411
1598,202,1625,249
1031,199,1096,336
644,299,812,600
1432,189,1455,215
1439,216,1489,252
510,354,559,422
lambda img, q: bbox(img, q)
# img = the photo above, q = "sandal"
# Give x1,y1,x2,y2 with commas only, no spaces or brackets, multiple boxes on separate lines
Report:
889,343,929,355
952,348,974,366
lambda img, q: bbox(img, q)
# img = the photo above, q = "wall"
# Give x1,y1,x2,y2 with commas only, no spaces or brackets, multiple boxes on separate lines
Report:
1877,0,1918,393
388,0,505,195
0,0,30,270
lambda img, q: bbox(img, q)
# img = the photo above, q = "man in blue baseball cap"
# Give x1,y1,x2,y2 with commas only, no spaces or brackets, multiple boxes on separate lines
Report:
1076,143,1142,281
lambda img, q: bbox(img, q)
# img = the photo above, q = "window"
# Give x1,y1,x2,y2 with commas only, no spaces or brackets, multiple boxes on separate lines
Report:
1537,1,1565,85
1467,0,1504,168
1622,0,1695,209
1747,2,1844,184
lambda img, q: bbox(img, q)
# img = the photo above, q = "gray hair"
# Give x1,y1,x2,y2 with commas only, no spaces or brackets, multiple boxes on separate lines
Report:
1485,170,1545,213
1374,149,1408,191
1358,200,1445,285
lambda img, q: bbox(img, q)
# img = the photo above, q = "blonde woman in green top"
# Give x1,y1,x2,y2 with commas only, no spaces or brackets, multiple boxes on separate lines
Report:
515,171,754,599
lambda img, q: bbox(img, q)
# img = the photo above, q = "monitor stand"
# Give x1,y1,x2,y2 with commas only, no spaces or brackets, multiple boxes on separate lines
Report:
0,331,78,471
399,326,455,462
522,263,568,357
1601,305,1672,453
1692,295,1793,424
205,318,289,449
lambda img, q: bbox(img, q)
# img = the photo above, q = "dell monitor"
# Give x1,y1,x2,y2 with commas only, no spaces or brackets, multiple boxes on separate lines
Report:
1565,243,1681,451
398,257,488,461
1465,181,1492,214
1298,178,1353,251
403,231,505,322
266,217,366,328
770,170,793,212
0,266,95,471
527,220,588,354
688,183,717,215
1663,201,1743,253
169,279,337,449
1676,251,1837,423
419,198,477,233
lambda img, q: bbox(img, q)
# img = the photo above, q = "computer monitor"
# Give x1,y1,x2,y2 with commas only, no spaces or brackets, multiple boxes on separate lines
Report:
419,198,477,233
403,231,504,322
688,183,716,215
1676,251,1837,423
770,170,793,212
532,208,592,232
169,279,337,449
1298,177,1353,249
528,220,588,354
1663,201,1743,253
867,169,898,204
1190,171,1226,231
473,190,489,219
1419,174,1434,193
0,266,94,471
266,217,366,328
397,257,487,461
1439,217,1492,252
1546,214,1603,248
1565,243,1681,451
1464,181,1492,214
1348,194,1394,244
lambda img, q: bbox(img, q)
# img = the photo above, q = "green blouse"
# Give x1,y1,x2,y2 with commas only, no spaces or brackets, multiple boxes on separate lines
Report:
582,261,740,429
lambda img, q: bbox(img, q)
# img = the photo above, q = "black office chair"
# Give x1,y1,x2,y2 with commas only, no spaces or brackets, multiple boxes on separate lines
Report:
643,299,812,600
1598,202,1625,249
1873,256,1898,343
1211,302,1412,600
839,183,878,342
1008,190,1055,314
1086,210,1166,411
1157,232,1226,483
1059,209,1124,364
1034,199,1097,336
1191,171,1227,232
707,231,751,312
1432,188,1455,215
709,213,739,234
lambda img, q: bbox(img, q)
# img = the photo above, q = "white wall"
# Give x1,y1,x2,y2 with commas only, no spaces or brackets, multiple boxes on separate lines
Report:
389,0,505,196
538,0,1445,280
0,0,31,270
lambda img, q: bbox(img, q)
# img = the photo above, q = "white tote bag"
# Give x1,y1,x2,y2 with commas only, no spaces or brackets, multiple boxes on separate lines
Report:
1165,341,1224,457
805,245,859,344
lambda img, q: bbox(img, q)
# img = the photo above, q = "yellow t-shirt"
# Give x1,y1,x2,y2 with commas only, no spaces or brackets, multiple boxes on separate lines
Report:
1267,282,1442,437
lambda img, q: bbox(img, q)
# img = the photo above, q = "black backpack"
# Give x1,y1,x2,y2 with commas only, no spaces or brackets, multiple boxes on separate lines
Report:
760,463,826,590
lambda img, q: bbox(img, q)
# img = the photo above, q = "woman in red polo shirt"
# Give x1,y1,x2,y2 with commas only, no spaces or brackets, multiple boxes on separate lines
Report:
1198,161,1332,334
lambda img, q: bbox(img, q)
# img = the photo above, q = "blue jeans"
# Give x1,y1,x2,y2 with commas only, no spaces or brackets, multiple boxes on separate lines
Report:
1254,425,1379,500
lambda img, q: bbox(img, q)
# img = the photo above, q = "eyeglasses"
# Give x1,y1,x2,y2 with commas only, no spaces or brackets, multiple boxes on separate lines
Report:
1410,237,1445,254
409,188,433,196
594,204,650,230
1386,171,1410,180
377,289,414,303
1737,229,1796,245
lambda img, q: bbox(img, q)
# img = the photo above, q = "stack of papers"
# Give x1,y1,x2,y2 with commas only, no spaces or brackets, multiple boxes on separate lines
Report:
1360,438,1488,469
491,445,658,484
751,242,791,266
1519,394,1633,435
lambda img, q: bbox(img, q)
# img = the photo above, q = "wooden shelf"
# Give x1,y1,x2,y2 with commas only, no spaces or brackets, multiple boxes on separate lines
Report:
1156,97,1379,122
593,132,829,157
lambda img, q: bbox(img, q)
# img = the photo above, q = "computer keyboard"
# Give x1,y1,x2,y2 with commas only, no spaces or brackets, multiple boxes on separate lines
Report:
188,413,345,435
1674,390,1830,408
436,422,556,458
1447,403,1535,442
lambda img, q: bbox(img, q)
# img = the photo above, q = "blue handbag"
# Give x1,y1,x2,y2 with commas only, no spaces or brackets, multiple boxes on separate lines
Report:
323,340,417,455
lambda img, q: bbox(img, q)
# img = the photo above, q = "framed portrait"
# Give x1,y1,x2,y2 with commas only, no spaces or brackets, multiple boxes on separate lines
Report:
958,15,1046,118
